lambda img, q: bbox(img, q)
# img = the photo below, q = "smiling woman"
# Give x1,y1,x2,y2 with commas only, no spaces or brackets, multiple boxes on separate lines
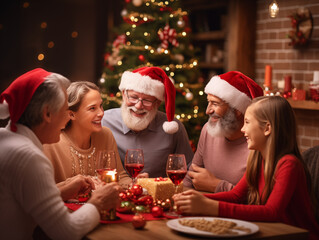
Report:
43,81,131,188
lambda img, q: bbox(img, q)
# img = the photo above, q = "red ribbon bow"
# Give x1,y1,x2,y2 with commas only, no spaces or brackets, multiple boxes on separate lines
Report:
112,35,126,48
158,24,179,49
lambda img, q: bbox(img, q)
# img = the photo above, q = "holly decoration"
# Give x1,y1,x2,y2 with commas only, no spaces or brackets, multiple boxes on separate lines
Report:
132,214,146,229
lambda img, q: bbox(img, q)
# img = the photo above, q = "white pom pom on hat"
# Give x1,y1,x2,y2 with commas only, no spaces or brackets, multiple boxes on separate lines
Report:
119,66,179,134
0,100,9,119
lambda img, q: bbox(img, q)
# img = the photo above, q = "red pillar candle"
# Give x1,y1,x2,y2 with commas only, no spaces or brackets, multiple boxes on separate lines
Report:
264,65,272,89
284,75,292,92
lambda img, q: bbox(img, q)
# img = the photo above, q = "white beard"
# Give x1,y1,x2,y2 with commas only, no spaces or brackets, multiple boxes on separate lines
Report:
206,108,240,139
121,104,157,131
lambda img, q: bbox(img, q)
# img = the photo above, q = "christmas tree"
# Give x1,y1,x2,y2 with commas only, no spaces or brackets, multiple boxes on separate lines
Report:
100,0,208,150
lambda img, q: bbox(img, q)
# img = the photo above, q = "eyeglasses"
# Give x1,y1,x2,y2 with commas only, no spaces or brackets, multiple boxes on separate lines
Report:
126,91,157,107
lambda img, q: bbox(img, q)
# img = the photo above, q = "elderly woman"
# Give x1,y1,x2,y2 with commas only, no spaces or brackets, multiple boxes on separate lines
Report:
0,68,120,239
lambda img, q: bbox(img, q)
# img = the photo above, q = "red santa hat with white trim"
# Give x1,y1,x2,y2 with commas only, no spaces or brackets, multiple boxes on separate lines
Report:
204,71,264,114
0,68,51,132
119,66,179,134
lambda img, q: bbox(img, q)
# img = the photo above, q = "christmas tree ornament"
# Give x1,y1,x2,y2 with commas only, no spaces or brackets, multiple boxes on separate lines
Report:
119,191,129,201
161,199,171,211
151,206,163,217
177,19,185,28
130,184,143,198
185,92,193,101
135,205,147,213
136,195,153,206
125,0,131,3
132,0,143,7
117,201,136,213
121,9,128,17
132,214,146,229
158,24,179,49
138,54,145,62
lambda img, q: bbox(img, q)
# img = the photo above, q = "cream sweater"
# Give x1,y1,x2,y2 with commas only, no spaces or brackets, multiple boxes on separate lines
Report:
0,123,100,240
43,127,131,187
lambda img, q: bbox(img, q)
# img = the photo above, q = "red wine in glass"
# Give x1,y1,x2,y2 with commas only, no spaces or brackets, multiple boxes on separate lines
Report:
125,149,144,185
166,170,187,185
124,163,144,178
166,154,187,217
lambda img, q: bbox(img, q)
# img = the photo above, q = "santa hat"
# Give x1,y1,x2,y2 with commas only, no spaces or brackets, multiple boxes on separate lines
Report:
204,71,263,114
0,68,51,132
119,66,179,134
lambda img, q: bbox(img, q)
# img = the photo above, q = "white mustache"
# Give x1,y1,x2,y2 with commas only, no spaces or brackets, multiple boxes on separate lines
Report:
128,106,148,114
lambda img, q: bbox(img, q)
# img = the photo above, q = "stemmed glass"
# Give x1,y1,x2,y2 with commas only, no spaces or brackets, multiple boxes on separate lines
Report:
124,149,144,186
96,150,118,220
166,153,187,217
96,150,117,182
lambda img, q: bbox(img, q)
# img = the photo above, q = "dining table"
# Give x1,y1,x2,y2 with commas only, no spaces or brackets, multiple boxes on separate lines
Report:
84,216,308,240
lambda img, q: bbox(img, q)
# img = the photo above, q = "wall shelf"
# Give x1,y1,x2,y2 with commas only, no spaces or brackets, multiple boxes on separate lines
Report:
287,99,319,111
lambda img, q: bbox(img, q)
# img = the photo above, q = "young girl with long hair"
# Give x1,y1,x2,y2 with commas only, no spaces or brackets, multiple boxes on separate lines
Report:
174,96,319,239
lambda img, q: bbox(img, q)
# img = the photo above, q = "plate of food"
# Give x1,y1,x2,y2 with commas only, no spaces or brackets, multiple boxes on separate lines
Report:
166,217,259,238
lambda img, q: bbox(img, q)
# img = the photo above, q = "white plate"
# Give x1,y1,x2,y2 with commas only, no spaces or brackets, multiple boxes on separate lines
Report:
166,217,259,238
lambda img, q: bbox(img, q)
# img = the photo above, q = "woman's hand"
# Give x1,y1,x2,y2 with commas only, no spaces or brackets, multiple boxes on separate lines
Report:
58,175,95,201
88,182,121,212
173,189,219,216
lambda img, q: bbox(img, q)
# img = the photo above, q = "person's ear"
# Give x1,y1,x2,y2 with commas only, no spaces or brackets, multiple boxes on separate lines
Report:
264,122,271,136
43,105,51,123
69,110,75,120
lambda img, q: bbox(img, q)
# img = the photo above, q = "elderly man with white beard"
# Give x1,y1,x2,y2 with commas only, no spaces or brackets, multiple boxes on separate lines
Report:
183,71,263,193
102,67,194,178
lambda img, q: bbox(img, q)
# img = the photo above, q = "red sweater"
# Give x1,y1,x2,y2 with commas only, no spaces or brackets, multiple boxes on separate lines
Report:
205,154,319,240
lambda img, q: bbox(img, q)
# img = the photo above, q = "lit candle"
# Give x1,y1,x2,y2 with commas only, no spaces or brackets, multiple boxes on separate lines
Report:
99,169,118,183
264,65,272,89
313,71,319,84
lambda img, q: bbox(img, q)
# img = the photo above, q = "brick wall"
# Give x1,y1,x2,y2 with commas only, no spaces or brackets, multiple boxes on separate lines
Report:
255,0,319,152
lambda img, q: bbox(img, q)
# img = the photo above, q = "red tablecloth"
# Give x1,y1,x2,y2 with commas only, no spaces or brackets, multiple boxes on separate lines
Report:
65,203,173,224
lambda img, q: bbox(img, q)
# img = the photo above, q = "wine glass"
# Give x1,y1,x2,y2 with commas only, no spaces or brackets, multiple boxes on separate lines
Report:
96,150,118,220
166,153,187,217
96,150,117,183
125,149,144,186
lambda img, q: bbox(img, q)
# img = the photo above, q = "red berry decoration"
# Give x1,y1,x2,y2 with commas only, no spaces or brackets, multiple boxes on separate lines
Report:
151,206,163,217
132,214,146,229
130,184,143,198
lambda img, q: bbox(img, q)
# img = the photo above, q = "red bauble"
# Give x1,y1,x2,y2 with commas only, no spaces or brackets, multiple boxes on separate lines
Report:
151,206,163,217
125,0,131,3
138,54,145,62
130,184,143,197
119,191,128,201
136,195,153,206
132,214,146,229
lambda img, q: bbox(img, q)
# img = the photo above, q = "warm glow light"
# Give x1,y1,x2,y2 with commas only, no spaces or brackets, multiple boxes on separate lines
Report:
165,67,170,71
179,83,184,87
199,91,204,95
100,78,105,83
164,49,169,54
132,24,136,28
40,22,47,29
37,54,44,61
117,61,122,65
126,31,131,36
71,31,78,38
144,32,149,36
23,2,30,8
48,41,54,48
150,49,154,53
269,0,279,18
182,32,187,36
170,72,174,76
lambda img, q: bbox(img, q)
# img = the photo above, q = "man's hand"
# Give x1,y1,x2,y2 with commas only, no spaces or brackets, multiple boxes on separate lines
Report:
187,164,221,192
58,175,95,201
137,172,149,178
